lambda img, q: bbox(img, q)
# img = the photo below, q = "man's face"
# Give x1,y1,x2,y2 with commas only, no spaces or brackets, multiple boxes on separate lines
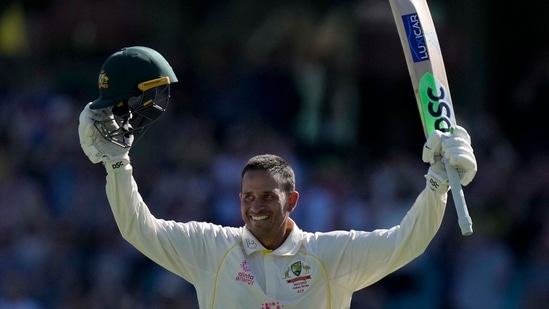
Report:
240,170,297,249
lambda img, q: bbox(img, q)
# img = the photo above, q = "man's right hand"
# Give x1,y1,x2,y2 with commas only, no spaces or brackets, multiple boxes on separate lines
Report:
78,103,133,164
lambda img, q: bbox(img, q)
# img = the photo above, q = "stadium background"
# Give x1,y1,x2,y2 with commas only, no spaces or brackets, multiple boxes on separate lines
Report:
0,0,547,308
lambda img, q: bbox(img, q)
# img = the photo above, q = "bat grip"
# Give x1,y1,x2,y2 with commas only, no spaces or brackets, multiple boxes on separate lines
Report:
445,162,473,236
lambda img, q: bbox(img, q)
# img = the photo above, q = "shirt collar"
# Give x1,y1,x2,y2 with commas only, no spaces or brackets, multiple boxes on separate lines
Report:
241,219,303,256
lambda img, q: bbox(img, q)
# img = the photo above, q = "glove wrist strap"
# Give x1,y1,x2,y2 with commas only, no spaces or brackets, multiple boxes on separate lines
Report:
104,158,131,173
425,174,449,194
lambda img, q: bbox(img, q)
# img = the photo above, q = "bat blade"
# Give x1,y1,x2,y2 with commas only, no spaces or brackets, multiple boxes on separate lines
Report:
389,0,473,235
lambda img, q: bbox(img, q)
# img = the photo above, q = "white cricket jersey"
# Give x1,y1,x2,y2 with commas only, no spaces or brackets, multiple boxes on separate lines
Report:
105,163,447,309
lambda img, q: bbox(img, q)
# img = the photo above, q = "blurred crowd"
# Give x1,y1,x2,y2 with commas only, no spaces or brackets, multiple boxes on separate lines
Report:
0,0,548,308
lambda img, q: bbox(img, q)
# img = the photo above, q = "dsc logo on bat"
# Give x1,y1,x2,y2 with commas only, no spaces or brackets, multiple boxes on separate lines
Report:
419,73,453,133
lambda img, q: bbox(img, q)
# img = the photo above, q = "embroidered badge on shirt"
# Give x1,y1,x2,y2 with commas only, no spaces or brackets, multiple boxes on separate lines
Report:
283,261,312,293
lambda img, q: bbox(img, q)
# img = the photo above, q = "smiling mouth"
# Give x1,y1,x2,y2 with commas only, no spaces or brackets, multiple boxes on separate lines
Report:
251,215,269,221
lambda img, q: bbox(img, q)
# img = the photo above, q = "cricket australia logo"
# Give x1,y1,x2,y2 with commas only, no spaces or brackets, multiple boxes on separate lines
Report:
98,71,109,89
283,261,312,294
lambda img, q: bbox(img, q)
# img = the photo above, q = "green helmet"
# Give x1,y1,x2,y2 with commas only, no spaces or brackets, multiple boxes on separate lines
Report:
91,46,178,109
90,46,178,148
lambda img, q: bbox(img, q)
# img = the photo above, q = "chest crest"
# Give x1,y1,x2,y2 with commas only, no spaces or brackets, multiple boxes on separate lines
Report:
283,260,313,293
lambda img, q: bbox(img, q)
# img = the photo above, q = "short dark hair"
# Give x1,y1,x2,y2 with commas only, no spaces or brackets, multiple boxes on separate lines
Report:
241,154,296,193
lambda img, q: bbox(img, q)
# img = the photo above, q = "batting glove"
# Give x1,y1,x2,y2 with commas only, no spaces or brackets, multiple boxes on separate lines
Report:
422,126,477,193
78,103,133,166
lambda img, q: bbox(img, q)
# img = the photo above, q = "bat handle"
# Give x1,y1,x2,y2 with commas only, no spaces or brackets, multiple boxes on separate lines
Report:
445,162,473,236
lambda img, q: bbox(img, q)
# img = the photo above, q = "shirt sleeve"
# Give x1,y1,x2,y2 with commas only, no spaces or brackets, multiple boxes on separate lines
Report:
103,161,240,285
310,181,447,291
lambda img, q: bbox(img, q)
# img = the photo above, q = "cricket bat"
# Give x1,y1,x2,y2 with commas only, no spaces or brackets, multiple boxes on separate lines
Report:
388,0,473,235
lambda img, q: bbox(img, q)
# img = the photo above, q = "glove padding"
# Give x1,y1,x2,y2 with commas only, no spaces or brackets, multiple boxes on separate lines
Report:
78,103,133,164
422,126,477,191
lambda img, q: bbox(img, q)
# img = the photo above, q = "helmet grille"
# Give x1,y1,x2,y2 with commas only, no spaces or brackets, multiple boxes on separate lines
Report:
97,83,171,148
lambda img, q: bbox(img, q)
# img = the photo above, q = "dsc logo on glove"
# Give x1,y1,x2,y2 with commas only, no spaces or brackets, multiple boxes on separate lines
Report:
111,161,125,169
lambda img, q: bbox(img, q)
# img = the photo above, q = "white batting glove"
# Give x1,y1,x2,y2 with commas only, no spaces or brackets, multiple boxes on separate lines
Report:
422,126,477,192
78,103,133,165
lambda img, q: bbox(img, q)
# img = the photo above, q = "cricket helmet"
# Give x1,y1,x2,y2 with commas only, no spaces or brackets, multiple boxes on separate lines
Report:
90,46,178,147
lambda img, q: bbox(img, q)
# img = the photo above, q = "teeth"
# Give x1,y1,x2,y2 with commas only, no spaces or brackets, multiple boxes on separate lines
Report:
251,215,268,220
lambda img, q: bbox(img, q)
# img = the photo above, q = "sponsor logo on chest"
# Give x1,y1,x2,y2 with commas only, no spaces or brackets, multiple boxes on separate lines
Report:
235,260,255,285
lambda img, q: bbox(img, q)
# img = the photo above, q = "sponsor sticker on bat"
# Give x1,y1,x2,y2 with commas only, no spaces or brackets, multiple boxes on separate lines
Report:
402,13,429,62
418,72,453,134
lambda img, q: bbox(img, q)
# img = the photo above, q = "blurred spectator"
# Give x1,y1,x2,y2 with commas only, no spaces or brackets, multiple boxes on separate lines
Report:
0,270,42,309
